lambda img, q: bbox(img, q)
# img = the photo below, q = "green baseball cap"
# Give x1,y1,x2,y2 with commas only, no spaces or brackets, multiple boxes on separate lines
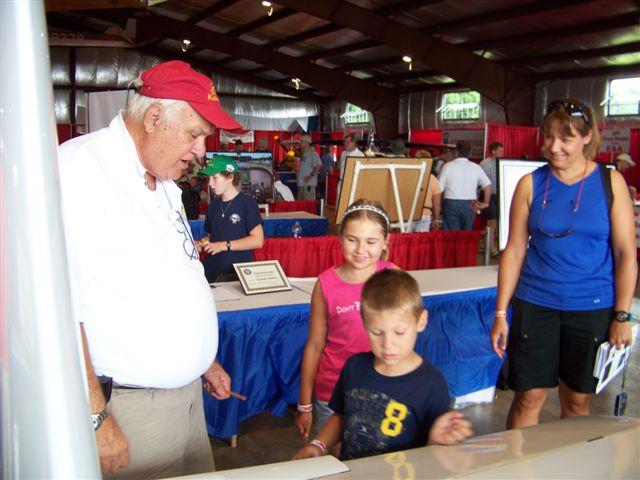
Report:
198,155,238,176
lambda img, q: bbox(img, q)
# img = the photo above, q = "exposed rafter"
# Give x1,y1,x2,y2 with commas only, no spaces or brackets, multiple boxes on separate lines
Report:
274,0,534,125
535,63,640,81
427,0,594,34
226,7,297,37
143,46,325,103
135,13,400,135
265,0,446,50
503,42,640,68
467,11,640,51
289,0,595,62
186,0,239,25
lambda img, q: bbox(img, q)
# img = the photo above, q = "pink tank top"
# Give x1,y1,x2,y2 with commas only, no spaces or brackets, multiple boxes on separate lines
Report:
314,260,396,401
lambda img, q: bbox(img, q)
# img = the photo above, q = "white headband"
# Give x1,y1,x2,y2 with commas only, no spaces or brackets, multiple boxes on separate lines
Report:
342,204,390,227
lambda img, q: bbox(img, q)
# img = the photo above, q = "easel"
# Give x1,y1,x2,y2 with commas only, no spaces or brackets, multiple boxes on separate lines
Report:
336,157,432,232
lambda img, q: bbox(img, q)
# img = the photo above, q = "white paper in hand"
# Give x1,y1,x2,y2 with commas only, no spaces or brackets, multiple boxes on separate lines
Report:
593,342,631,395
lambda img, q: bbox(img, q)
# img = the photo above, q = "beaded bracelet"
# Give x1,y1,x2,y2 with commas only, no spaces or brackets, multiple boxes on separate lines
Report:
494,310,507,318
309,439,327,455
297,403,313,413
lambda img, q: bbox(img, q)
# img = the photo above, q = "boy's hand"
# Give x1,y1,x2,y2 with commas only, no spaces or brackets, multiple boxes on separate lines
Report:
295,411,313,439
292,444,324,460
428,411,473,446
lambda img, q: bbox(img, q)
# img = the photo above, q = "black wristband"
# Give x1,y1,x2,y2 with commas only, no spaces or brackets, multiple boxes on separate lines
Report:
226,240,231,251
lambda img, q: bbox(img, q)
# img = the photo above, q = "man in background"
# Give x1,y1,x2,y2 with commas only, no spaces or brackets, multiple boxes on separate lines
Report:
337,133,364,198
297,135,322,200
438,140,492,231
58,61,237,479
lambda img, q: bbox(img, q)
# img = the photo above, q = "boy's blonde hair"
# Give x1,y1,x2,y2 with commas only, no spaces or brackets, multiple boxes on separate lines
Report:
361,269,424,320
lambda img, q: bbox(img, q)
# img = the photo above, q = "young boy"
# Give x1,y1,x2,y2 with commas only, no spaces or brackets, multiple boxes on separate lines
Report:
293,269,473,461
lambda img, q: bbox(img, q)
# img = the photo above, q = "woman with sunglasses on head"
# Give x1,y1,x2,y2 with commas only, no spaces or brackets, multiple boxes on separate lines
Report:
490,99,637,429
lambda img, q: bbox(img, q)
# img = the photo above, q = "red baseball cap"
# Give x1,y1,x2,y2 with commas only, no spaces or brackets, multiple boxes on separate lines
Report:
139,60,241,130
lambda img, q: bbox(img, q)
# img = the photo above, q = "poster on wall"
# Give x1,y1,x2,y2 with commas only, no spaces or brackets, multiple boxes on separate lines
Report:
442,129,485,159
600,129,630,154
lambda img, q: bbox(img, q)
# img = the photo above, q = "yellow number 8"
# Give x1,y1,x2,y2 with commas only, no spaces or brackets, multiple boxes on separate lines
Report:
380,401,408,437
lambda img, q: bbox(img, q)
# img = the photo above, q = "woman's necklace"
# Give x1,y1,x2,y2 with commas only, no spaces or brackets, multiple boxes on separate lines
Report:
220,195,236,218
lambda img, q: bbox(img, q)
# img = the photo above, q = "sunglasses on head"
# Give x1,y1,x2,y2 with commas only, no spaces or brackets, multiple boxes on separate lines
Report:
546,100,590,125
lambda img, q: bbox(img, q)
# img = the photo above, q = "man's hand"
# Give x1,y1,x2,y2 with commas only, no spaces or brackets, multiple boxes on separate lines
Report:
428,411,473,446
471,200,488,211
203,360,231,400
202,242,225,255
96,415,130,475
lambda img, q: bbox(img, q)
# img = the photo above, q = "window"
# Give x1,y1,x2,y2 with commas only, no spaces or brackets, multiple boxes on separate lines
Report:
440,91,481,121
606,77,640,117
341,103,371,125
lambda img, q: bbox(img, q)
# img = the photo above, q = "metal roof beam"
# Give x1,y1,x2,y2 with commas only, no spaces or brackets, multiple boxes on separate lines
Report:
135,14,398,114
226,8,297,37
143,46,325,103
186,0,239,26
535,63,640,81
503,41,640,68
428,0,594,35
274,0,534,124
467,12,640,51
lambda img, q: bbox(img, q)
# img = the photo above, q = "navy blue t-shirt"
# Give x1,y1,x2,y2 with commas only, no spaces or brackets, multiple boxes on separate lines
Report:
203,193,262,282
329,352,450,461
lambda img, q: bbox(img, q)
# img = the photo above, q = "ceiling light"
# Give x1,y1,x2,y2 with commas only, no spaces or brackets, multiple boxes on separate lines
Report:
292,78,301,90
402,55,413,71
262,1,273,16
181,38,192,52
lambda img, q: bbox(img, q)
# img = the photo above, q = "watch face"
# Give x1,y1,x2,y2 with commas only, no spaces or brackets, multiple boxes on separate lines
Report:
92,416,99,429
615,311,630,322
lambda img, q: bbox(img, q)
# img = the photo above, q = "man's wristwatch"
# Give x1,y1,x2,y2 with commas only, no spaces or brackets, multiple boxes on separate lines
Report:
612,311,631,323
226,240,231,251
92,406,111,430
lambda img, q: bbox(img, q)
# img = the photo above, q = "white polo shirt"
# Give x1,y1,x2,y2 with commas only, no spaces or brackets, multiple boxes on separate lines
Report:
58,113,218,389
438,157,492,200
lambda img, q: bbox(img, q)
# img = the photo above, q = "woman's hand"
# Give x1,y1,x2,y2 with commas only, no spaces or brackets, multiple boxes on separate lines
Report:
295,411,313,440
202,241,225,255
608,321,633,349
490,317,509,358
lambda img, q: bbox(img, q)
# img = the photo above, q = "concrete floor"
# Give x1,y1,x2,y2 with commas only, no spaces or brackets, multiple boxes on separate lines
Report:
210,325,640,472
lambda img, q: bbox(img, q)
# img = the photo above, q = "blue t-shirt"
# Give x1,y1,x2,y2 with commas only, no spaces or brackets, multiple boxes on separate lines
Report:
515,164,614,310
203,193,262,282
329,352,450,461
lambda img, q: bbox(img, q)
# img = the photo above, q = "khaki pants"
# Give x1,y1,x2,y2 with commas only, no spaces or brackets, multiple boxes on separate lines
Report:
107,379,214,480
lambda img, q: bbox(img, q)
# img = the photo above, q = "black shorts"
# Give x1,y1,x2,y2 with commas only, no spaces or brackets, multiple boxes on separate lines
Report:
482,194,498,220
507,298,612,394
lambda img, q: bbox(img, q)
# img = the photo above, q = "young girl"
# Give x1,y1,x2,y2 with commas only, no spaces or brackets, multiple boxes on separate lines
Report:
199,155,264,283
296,199,396,439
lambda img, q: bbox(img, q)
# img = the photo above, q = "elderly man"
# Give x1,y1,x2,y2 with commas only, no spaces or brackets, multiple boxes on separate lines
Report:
297,135,322,200
58,61,239,479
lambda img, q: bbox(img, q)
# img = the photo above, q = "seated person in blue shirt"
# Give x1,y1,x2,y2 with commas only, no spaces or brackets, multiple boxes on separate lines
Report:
293,269,473,461
199,155,264,282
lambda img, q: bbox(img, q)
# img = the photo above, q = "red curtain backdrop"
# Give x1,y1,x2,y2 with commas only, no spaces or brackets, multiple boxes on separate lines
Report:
270,200,317,215
326,172,339,206
408,129,443,156
486,124,539,159
254,230,482,277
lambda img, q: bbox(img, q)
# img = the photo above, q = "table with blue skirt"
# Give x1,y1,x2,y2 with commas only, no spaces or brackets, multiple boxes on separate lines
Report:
204,266,505,439
189,211,328,240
